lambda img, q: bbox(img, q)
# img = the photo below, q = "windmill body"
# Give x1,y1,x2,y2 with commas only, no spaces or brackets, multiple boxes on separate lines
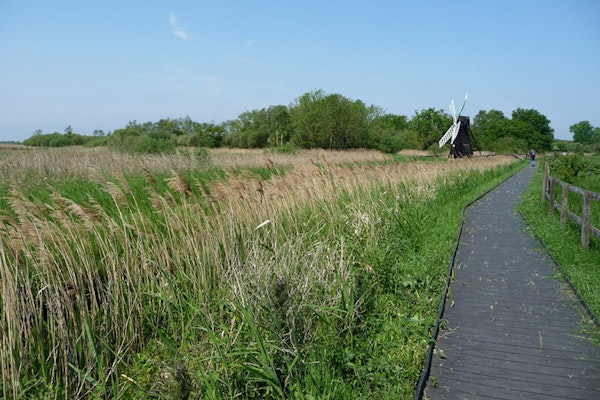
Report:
450,116,473,157
438,94,475,158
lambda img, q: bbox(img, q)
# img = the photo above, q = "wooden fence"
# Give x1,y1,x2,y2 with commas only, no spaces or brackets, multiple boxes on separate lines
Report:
542,163,600,249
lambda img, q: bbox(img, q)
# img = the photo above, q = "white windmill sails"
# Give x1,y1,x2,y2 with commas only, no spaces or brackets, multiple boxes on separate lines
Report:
438,93,468,148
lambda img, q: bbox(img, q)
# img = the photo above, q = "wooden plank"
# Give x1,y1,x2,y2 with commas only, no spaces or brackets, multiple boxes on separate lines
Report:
541,163,549,203
548,177,555,215
436,340,600,371
582,190,592,249
552,174,600,201
560,182,569,225
431,367,600,400
569,184,586,196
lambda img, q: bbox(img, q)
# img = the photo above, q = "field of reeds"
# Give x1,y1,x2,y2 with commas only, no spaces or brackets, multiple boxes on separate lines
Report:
0,146,521,399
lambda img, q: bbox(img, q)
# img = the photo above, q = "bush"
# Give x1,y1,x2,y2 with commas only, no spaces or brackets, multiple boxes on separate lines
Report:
134,135,175,154
550,154,600,183
189,132,216,148
428,142,445,157
373,132,405,154
107,129,176,154
272,142,300,154
23,132,94,147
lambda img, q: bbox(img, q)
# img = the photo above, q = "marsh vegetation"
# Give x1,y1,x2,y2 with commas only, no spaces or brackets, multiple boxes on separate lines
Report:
1,147,522,398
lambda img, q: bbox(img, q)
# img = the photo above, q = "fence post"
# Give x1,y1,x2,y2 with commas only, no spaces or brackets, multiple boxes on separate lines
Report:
560,183,569,225
548,178,555,215
582,190,592,249
541,163,549,203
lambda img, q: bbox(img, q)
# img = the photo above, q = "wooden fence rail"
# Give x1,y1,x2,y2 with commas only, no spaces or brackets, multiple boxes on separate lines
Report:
541,163,600,249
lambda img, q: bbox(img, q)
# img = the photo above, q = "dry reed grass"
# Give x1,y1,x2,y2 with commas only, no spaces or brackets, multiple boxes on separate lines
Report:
0,147,390,184
209,148,389,169
209,155,514,213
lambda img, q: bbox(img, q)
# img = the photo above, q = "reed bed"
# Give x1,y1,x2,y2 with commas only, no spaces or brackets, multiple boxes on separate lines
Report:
0,148,518,398
0,147,205,184
208,148,389,169
0,147,389,185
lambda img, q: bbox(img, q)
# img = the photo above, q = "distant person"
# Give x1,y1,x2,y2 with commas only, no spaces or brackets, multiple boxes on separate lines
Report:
529,149,536,167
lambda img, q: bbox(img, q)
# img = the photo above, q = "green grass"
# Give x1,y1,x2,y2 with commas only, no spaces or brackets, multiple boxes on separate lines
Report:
519,165,600,321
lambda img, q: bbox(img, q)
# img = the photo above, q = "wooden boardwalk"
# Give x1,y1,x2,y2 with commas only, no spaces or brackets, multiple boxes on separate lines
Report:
425,166,600,399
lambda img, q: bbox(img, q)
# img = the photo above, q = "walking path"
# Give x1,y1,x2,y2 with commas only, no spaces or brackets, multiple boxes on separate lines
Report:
425,165,600,399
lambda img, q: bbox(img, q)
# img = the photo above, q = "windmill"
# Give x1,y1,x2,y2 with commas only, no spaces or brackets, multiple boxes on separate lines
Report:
438,93,475,158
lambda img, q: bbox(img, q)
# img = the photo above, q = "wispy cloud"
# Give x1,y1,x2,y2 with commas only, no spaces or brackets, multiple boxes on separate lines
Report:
169,12,189,40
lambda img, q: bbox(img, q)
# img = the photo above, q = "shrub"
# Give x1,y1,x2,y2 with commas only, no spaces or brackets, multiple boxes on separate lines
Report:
272,141,300,154
550,154,600,183
134,135,175,154
373,132,406,154
107,130,176,154
189,132,216,148
23,132,93,147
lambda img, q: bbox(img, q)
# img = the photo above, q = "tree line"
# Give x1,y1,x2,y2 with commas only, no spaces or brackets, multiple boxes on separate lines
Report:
23,89,559,154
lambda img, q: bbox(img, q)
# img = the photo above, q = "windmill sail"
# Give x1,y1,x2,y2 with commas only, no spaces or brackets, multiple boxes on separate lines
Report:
457,93,468,116
438,121,460,148
451,120,461,143
439,93,469,149
449,100,457,122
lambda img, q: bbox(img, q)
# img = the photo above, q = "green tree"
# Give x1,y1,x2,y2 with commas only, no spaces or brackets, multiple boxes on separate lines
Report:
193,122,225,148
494,119,534,152
289,89,330,148
226,106,293,148
373,114,409,131
320,95,375,149
407,108,452,150
234,109,271,148
511,108,554,150
569,120,594,144
178,116,197,136
155,118,182,136
265,105,293,148
471,109,506,149
289,90,377,149
593,127,600,143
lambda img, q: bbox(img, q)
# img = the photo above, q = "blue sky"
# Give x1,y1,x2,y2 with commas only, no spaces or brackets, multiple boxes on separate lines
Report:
1,0,598,142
